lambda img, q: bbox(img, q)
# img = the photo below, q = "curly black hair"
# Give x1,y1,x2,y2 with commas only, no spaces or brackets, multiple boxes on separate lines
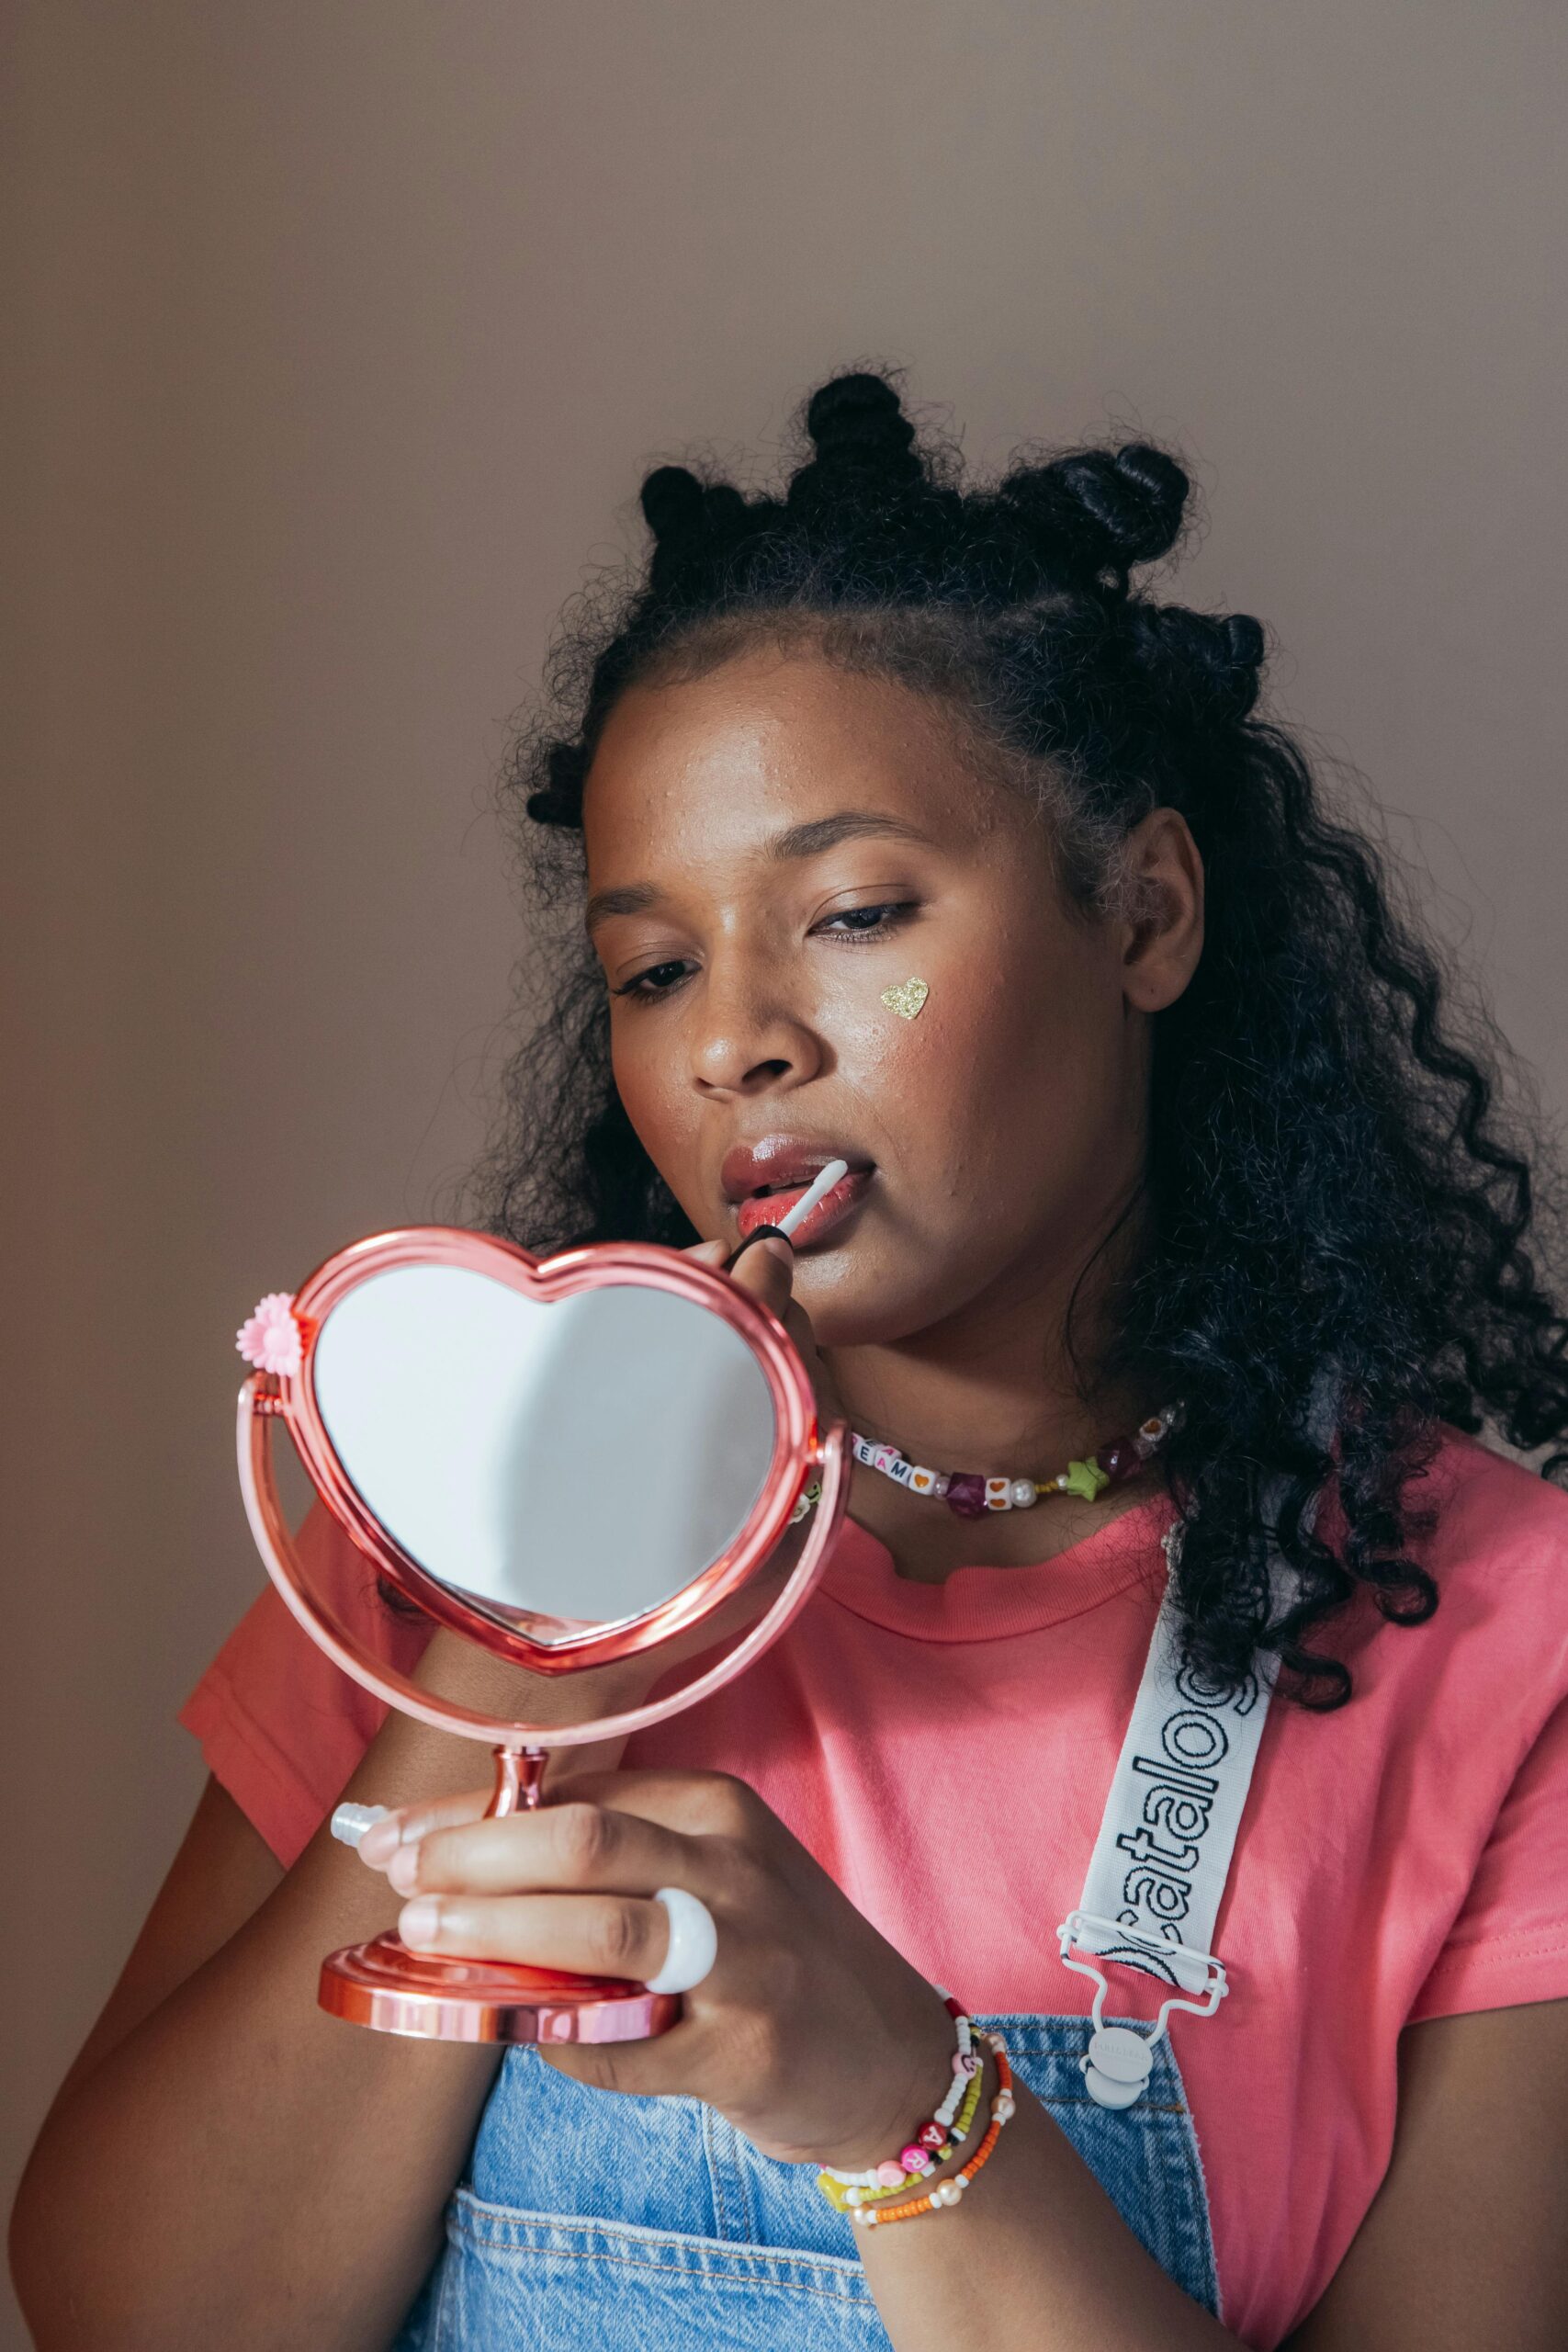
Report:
460,367,1568,1708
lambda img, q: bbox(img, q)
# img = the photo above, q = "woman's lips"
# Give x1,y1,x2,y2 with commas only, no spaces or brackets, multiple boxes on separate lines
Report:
734,1167,874,1250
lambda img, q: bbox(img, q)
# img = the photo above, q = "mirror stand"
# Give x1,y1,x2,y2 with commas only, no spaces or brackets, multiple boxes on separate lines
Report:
318,1739,678,2044
490,1741,548,1814
238,1355,849,2045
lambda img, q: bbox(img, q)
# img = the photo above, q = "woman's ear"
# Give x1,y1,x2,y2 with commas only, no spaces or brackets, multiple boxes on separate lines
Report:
1119,807,1205,1014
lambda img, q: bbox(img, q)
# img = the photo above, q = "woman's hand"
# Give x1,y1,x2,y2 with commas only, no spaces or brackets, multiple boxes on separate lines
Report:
356,1764,956,2173
687,1227,846,1430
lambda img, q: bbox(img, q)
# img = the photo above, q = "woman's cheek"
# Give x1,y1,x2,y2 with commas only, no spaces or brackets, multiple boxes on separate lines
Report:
610,1036,706,1218
901,966,1098,1222
871,954,1020,1122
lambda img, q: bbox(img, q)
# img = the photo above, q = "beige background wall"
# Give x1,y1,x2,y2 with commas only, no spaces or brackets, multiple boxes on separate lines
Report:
6,4,1565,2342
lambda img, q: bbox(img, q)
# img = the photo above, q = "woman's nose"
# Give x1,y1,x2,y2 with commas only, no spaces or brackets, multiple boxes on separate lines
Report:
689,966,823,1100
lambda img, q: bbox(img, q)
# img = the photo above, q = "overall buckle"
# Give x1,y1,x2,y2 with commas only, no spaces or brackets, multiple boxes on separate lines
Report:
1055,1907,1229,2109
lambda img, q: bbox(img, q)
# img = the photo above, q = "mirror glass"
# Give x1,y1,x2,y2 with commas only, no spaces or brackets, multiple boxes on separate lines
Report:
312,1265,777,1637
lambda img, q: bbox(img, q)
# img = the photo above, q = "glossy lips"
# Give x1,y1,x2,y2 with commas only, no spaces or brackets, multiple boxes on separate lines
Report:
724,1139,874,1253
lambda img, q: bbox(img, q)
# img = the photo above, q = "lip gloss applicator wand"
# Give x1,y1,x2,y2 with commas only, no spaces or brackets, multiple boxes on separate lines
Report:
728,1158,850,1265
774,1159,850,1239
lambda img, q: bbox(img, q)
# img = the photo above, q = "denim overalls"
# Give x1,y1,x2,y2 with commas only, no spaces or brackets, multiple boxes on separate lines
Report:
387,1413,1345,2351
390,2008,1218,2346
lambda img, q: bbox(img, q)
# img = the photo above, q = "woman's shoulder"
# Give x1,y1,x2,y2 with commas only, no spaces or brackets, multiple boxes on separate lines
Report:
1417,1419,1568,1591
177,1497,431,1869
1347,1419,1568,1741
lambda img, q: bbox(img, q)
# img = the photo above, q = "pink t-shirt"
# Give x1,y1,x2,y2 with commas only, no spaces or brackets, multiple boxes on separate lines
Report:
181,1424,1568,2347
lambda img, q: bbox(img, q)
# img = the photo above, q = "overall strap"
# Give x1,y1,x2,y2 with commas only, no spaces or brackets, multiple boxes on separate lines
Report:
1057,1368,1339,2107
1068,1534,1277,1999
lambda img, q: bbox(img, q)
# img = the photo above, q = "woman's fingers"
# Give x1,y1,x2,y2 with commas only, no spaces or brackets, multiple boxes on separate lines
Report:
385,1793,704,1903
567,1767,771,1845
682,1227,839,1421
355,1786,491,1868
386,1796,720,1989
395,1887,677,1982
682,1224,796,1319
725,1233,795,1319
682,1238,729,1268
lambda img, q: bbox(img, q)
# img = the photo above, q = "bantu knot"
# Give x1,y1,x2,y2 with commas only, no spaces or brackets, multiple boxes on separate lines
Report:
807,373,918,464
1128,605,1267,723
788,372,921,508
1003,445,1188,587
639,465,706,543
701,483,750,533
525,740,588,827
1221,614,1265,673
1211,613,1266,719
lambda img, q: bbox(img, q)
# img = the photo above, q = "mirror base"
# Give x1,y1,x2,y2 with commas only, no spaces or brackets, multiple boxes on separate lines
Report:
319,1932,680,2044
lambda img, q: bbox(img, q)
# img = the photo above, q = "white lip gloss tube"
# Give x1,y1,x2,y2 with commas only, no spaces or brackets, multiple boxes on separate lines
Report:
773,1158,850,1238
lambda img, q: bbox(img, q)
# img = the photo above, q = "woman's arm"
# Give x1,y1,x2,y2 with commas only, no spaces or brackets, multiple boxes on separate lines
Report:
6,1634,640,2352
860,1998,1568,2350
853,2035,1234,2349
1282,1999,1568,2351
368,1764,1568,2352
42,1776,287,2120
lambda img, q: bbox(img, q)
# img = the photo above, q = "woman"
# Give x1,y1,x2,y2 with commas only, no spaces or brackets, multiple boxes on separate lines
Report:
13,370,1568,2351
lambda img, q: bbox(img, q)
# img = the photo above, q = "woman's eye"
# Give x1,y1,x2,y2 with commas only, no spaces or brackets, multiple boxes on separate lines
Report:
613,957,693,1001
817,899,919,939
611,901,918,998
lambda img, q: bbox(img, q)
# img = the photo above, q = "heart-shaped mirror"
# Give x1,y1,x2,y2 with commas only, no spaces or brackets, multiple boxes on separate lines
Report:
234,1224,850,2046
310,1261,778,1644
242,1225,842,1681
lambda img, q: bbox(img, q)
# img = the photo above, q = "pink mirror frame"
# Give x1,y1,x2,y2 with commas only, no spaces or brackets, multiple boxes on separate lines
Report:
237,1224,852,1752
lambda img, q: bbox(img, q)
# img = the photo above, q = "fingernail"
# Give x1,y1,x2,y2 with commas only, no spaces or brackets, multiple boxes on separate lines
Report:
758,1235,795,1265
399,1897,441,1947
386,1843,423,1894
331,1802,389,1851
357,1815,402,1867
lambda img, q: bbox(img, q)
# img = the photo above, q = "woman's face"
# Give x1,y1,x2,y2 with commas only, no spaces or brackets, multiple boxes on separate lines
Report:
582,647,1201,1351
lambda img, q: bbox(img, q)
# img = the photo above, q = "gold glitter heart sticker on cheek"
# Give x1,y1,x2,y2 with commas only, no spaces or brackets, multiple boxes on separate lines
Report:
880,976,930,1020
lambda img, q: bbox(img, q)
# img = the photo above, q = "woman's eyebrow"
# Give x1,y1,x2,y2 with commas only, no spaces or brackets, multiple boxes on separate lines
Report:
585,881,660,934
767,809,935,860
584,811,933,935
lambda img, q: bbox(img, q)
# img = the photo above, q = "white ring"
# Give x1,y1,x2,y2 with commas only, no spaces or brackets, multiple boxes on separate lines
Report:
642,1886,718,1996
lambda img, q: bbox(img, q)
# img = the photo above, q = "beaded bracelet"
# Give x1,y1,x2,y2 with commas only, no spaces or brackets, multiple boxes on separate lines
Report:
819,2001,975,2191
852,2038,1015,2228
818,2061,987,2214
818,1996,977,2199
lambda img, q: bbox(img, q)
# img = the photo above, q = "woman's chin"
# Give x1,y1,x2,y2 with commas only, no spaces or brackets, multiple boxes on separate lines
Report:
797,1264,963,1356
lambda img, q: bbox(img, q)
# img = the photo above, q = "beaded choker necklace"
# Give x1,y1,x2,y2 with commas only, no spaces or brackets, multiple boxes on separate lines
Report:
844,1399,1184,1521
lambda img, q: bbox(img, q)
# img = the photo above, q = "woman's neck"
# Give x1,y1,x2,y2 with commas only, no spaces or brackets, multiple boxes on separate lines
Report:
819,1238,1169,1585
844,1460,1170,1583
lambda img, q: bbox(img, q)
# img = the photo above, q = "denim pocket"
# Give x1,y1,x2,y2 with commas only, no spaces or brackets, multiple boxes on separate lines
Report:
426,2194,881,2352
